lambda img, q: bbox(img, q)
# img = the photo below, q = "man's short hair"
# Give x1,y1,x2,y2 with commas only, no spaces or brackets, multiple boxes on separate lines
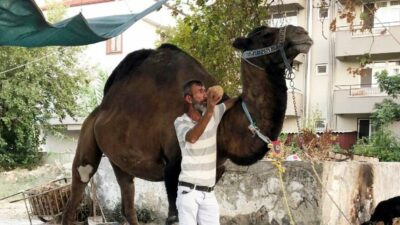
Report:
182,79,204,97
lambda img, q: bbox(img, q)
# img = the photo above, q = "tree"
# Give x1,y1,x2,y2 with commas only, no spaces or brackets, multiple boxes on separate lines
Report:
159,0,269,95
372,71,400,127
0,2,91,169
353,71,400,161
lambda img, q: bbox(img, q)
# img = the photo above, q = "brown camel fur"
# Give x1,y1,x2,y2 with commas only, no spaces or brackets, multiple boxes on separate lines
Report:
62,25,312,225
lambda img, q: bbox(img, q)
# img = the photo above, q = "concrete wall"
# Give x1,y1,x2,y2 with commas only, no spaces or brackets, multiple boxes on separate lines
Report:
335,114,364,132
93,158,400,225
282,117,303,133
388,121,400,138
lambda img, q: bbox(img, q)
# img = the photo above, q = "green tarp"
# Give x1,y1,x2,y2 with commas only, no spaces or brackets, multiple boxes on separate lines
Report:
0,0,167,47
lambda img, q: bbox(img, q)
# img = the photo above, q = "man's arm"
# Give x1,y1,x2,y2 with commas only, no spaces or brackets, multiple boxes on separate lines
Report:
185,109,213,144
223,97,239,110
185,90,222,143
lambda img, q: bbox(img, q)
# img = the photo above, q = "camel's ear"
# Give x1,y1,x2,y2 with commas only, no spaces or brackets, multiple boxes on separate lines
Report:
232,37,250,50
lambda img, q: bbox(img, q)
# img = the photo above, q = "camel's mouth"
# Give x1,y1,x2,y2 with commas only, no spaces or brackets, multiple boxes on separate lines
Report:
292,39,313,54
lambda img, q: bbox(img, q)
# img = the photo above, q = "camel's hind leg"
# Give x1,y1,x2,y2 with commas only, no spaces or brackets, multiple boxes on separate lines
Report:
110,162,139,225
164,160,180,225
62,111,103,225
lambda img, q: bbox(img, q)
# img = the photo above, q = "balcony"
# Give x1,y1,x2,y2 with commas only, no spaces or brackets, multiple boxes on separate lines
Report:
333,84,399,114
335,23,400,61
267,0,305,12
286,89,303,117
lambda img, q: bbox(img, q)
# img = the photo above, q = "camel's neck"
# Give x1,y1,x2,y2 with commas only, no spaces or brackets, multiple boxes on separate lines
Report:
240,63,288,137
217,62,288,165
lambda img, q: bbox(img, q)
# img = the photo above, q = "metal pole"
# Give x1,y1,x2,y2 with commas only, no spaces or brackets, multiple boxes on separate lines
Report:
22,192,33,225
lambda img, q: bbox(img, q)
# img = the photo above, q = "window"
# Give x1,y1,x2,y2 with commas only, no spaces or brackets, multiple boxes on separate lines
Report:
318,7,329,19
362,1,400,28
364,60,400,84
268,11,298,27
360,67,373,87
316,64,328,76
362,3,375,29
106,34,123,54
357,119,372,139
392,0,400,6
315,119,326,132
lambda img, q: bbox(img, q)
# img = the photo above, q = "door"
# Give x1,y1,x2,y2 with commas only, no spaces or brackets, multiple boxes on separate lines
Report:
358,119,371,139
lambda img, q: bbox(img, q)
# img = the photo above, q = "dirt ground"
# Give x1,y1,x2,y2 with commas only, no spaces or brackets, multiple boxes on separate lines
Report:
0,163,68,225
0,199,44,225
0,163,162,225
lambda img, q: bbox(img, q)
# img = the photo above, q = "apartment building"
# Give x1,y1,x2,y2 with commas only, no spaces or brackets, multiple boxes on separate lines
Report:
331,0,400,139
271,0,400,141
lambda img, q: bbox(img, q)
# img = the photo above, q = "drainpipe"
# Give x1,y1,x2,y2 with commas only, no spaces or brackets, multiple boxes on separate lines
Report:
327,1,336,130
304,0,313,125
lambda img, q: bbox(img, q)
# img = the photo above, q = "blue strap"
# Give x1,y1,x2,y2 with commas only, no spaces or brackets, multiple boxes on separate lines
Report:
241,101,255,126
241,101,272,144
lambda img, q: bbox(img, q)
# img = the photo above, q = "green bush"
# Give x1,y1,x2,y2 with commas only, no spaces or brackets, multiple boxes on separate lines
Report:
0,2,91,170
353,129,400,161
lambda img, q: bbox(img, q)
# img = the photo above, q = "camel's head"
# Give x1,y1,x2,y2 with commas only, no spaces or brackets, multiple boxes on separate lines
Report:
233,25,313,70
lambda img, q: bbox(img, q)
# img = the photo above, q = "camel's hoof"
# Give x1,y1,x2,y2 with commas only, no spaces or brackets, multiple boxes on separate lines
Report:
165,215,178,225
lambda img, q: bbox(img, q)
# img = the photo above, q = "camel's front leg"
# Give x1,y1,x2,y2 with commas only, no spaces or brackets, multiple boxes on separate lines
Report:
62,114,103,225
216,164,226,184
216,157,227,184
110,163,138,225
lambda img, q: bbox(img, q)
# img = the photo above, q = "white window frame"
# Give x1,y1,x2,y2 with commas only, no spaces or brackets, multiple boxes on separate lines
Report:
364,60,400,80
362,1,400,28
106,34,123,55
268,11,298,27
315,119,326,132
316,64,328,76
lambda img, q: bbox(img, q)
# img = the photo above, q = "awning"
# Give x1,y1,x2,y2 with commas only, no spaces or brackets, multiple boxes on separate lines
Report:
0,0,167,47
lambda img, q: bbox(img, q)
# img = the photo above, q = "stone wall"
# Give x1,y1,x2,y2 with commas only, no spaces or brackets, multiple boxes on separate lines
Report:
92,158,400,225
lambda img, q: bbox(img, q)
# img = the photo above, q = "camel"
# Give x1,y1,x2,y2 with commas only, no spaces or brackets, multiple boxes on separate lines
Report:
61,25,313,225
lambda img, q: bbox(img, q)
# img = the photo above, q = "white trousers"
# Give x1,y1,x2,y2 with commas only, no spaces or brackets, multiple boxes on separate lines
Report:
176,185,220,225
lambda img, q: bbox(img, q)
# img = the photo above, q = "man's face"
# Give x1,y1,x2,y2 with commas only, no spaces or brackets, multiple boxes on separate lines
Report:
188,84,207,112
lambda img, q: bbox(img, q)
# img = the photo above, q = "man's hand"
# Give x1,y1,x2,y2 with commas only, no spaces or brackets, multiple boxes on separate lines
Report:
185,86,222,144
207,86,223,109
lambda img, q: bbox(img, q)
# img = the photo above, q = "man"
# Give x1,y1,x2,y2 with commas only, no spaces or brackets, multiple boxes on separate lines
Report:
174,80,237,225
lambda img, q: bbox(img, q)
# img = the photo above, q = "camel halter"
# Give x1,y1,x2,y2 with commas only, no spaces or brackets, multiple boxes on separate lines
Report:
241,26,294,79
240,26,295,145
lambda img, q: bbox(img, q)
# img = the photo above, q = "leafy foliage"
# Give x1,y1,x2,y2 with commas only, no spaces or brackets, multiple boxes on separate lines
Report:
77,69,108,116
372,71,400,127
0,3,91,170
159,0,269,95
372,99,400,126
355,71,400,161
353,129,400,161
376,70,400,98
0,46,90,170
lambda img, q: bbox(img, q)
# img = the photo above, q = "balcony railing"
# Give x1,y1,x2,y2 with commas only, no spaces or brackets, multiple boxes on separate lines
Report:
335,23,400,60
334,84,387,97
336,22,400,37
333,84,391,114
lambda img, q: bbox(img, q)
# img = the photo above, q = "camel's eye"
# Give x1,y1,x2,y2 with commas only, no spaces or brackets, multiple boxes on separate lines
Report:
262,30,275,38
263,33,272,38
